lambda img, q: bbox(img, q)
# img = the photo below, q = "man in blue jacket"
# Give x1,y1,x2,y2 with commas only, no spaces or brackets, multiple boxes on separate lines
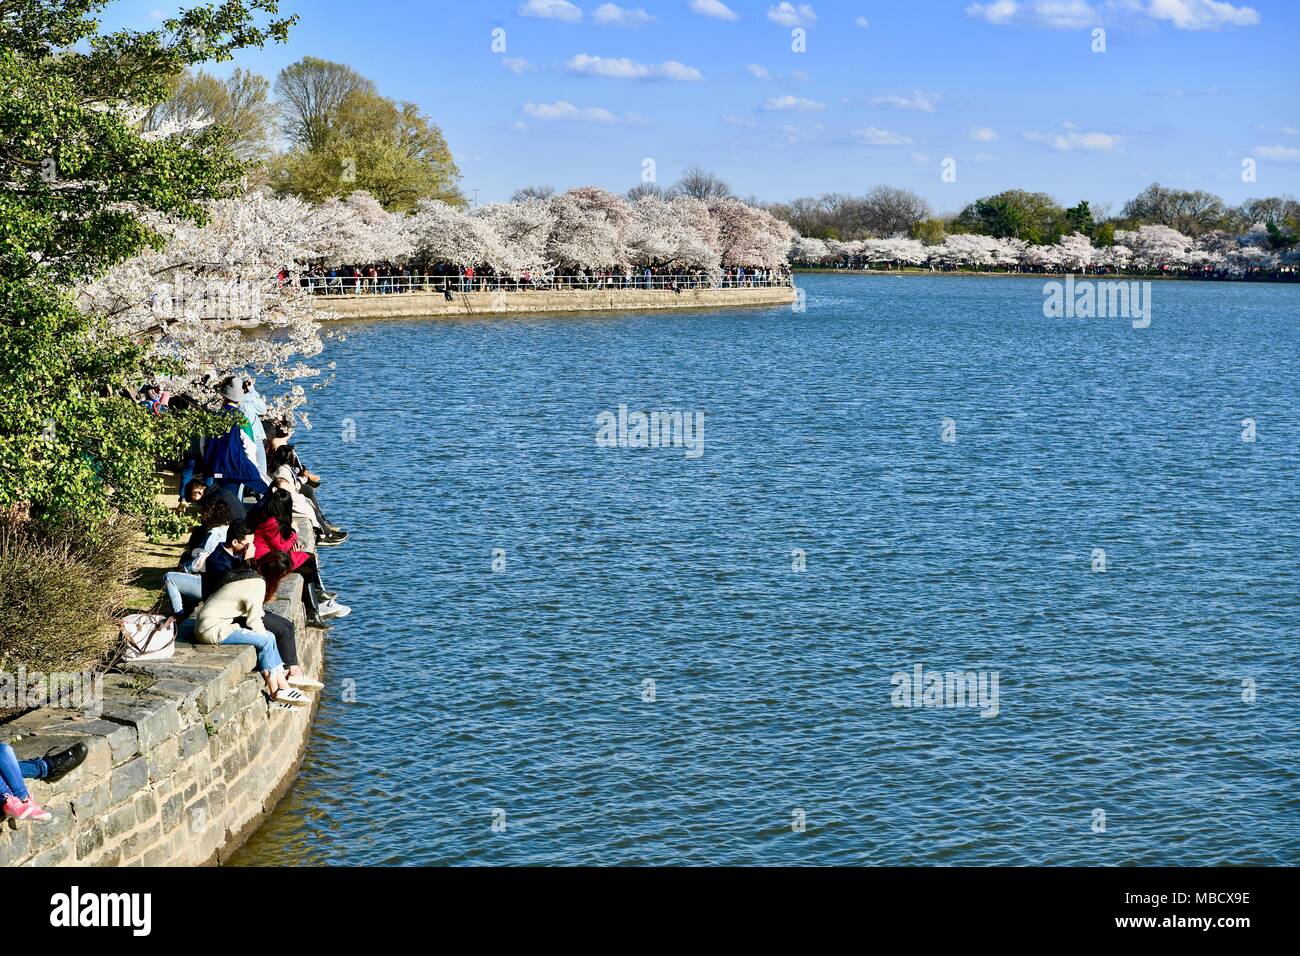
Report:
202,377,269,500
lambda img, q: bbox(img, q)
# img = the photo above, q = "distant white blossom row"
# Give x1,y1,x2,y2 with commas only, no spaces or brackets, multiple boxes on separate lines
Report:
791,226,1299,274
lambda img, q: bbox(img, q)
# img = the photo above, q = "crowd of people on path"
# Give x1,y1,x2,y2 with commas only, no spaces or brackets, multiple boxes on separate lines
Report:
160,376,351,710
294,262,793,296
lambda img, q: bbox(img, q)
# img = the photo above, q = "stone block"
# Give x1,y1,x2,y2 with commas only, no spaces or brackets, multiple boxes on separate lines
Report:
102,802,137,841
144,736,181,782
71,781,110,819
109,757,149,806
76,824,105,860
98,682,182,753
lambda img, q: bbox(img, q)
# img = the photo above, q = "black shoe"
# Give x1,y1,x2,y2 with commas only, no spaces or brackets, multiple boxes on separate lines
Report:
43,742,89,784
318,530,348,547
307,615,333,630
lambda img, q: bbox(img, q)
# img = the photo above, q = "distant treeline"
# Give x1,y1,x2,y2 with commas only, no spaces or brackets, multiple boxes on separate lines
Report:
760,183,1300,250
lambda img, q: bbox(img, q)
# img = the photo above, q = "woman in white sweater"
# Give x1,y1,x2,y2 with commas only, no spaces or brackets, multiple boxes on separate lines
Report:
195,571,308,706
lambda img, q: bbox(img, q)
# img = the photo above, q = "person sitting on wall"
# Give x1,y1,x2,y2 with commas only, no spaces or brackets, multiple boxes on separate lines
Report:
195,564,308,707
0,741,89,823
201,377,269,502
254,551,324,692
264,426,345,542
183,477,248,523
250,489,350,628
162,494,236,627
268,444,347,546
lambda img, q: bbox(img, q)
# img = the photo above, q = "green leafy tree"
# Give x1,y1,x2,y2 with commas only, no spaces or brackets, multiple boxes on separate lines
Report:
271,58,462,211
0,0,295,534
1064,200,1095,237
955,190,1065,244
911,217,946,245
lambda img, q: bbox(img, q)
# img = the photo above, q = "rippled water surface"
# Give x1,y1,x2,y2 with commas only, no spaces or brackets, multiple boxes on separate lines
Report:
232,273,1300,866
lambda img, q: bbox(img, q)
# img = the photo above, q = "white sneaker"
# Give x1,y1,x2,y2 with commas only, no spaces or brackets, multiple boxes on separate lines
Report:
319,599,351,620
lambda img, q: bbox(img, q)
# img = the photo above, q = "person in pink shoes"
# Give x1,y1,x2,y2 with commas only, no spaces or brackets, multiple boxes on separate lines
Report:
0,739,87,823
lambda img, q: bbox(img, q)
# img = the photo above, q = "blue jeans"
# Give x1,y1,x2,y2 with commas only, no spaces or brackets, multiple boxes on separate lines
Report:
164,572,203,617
0,743,47,801
221,628,283,674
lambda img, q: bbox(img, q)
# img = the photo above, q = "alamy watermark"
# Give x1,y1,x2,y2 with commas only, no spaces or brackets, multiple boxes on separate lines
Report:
596,405,705,459
0,668,103,717
1043,275,1152,329
891,664,1000,718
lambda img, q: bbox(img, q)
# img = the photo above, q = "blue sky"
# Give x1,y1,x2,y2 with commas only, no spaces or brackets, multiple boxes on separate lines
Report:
103,0,1299,213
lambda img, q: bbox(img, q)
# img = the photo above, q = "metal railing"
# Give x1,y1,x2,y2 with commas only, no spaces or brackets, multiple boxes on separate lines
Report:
297,273,794,296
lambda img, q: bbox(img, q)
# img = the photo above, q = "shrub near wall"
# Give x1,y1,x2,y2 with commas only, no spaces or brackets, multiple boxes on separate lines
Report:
0,511,135,686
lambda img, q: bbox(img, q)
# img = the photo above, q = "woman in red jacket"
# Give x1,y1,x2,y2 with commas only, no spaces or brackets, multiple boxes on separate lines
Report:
252,488,350,628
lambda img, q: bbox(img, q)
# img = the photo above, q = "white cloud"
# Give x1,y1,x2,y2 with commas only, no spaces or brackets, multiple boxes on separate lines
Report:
762,95,826,112
871,90,940,112
746,63,772,79
768,3,817,27
518,0,583,22
1025,127,1124,151
1254,145,1300,162
853,126,914,145
566,54,702,81
1145,0,1259,30
855,16,870,28
690,0,739,20
966,0,1019,23
968,0,1258,29
969,126,999,141
501,57,532,74
592,3,654,26
658,61,704,81
523,101,620,122
1033,0,1097,28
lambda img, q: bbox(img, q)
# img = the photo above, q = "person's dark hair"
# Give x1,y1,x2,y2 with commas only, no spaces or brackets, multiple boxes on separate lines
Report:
225,520,252,544
256,551,294,600
214,566,262,592
199,494,234,531
262,488,296,539
185,478,207,497
268,443,297,474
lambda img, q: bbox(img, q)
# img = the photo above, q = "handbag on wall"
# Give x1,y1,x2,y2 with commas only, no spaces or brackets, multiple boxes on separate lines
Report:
120,613,177,663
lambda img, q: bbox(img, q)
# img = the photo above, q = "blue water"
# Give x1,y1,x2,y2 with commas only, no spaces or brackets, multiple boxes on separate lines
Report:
232,273,1300,866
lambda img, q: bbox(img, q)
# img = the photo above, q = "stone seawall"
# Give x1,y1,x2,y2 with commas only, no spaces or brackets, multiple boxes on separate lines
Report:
317,285,796,320
0,523,322,867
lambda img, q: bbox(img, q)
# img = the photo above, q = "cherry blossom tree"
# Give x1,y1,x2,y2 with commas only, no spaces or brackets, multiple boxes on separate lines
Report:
707,198,796,270
78,190,331,418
